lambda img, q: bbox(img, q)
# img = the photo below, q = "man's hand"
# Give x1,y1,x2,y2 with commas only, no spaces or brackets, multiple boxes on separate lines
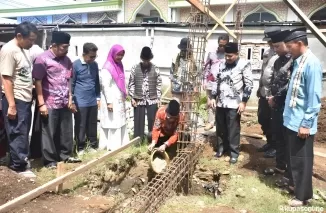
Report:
237,102,246,114
131,99,137,107
298,127,310,139
148,142,156,152
210,99,216,108
158,144,167,152
97,100,100,109
107,103,113,112
39,105,48,117
69,103,77,113
256,90,260,98
267,96,275,108
7,105,17,120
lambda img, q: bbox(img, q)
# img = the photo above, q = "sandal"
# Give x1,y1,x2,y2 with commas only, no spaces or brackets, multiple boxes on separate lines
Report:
264,168,276,176
288,198,304,207
275,177,289,188
264,167,285,176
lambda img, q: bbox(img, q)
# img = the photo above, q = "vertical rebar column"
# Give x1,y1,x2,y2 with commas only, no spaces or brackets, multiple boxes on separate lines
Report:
177,0,210,153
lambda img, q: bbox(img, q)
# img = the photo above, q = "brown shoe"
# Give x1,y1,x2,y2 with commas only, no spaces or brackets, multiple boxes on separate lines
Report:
204,123,214,131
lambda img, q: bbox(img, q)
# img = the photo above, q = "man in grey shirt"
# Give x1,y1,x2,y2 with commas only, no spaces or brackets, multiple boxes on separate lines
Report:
257,26,281,158
203,34,229,131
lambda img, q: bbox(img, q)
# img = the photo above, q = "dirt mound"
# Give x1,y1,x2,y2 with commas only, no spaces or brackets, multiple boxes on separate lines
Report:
86,152,152,198
316,98,326,146
0,166,37,205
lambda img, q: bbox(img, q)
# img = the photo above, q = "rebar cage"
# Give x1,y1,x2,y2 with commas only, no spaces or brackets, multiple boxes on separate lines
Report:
110,1,210,212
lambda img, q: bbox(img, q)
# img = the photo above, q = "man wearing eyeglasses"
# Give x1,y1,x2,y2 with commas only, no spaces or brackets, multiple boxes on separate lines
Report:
71,43,100,155
203,34,229,131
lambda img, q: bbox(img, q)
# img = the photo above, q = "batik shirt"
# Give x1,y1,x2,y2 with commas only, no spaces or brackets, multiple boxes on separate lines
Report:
212,58,253,109
33,50,73,109
170,54,197,93
267,54,292,109
128,64,162,106
203,51,225,90
283,49,322,135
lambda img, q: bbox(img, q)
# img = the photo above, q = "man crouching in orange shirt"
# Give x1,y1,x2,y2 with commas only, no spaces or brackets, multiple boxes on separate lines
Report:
148,99,184,156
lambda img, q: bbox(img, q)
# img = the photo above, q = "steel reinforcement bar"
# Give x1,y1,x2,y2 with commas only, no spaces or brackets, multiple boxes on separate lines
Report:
110,1,210,212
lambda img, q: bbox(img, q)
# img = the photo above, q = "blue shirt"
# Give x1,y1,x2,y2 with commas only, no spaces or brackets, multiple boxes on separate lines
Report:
72,58,100,107
283,49,322,135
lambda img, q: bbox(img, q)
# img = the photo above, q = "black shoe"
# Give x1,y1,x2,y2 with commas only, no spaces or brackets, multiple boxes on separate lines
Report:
214,152,224,158
264,149,276,158
229,157,238,164
45,162,57,169
257,144,271,152
64,157,82,163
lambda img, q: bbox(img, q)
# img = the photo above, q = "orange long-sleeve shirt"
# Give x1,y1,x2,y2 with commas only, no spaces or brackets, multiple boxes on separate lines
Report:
152,106,184,146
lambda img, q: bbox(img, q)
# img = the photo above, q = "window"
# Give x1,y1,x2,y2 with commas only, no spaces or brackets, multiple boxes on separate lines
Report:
310,7,326,21
247,48,252,60
244,12,278,22
261,48,265,60
75,46,78,56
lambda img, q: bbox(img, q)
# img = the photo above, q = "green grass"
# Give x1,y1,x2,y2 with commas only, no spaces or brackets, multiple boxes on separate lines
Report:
32,142,148,187
161,154,326,213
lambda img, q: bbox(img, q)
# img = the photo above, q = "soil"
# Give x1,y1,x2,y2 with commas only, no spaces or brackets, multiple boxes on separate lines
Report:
0,166,38,206
2,105,326,212
315,98,326,147
7,152,152,213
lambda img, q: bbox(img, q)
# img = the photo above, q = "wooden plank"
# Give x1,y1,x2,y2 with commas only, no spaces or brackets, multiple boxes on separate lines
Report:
186,0,237,39
55,162,64,193
240,132,264,139
315,151,326,158
282,0,326,47
206,0,238,40
0,137,140,213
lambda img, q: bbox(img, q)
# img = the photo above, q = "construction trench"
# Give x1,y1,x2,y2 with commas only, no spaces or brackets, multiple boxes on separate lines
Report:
1,0,326,212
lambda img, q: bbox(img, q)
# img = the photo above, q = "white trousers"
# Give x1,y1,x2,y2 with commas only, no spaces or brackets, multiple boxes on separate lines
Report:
99,125,128,151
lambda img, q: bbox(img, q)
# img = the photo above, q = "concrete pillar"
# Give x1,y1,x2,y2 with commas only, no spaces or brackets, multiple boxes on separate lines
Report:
168,8,172,22
224,5,234,22
117,0,125,23
286,0,299,21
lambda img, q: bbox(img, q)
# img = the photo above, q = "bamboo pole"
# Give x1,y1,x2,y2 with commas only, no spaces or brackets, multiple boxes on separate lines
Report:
206,0,238,40
186,0,237,39
0,137,140,213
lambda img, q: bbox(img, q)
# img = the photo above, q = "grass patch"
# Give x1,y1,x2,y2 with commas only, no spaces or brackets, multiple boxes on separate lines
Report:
32,141,148,187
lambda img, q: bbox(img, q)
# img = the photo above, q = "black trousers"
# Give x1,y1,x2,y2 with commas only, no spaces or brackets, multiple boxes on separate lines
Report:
1,95,32,171
74,105,98,151
30,101,42,159
215,107,241,158
41,108,73,165
271,108,287,170
258,98,274,148
133,104,158,140
285,127,314,201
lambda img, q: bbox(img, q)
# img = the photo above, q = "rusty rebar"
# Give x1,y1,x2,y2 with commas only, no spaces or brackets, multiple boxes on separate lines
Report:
109,1,210,212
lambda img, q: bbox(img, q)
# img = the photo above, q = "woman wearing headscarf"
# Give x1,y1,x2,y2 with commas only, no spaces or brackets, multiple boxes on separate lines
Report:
99,44,128,151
